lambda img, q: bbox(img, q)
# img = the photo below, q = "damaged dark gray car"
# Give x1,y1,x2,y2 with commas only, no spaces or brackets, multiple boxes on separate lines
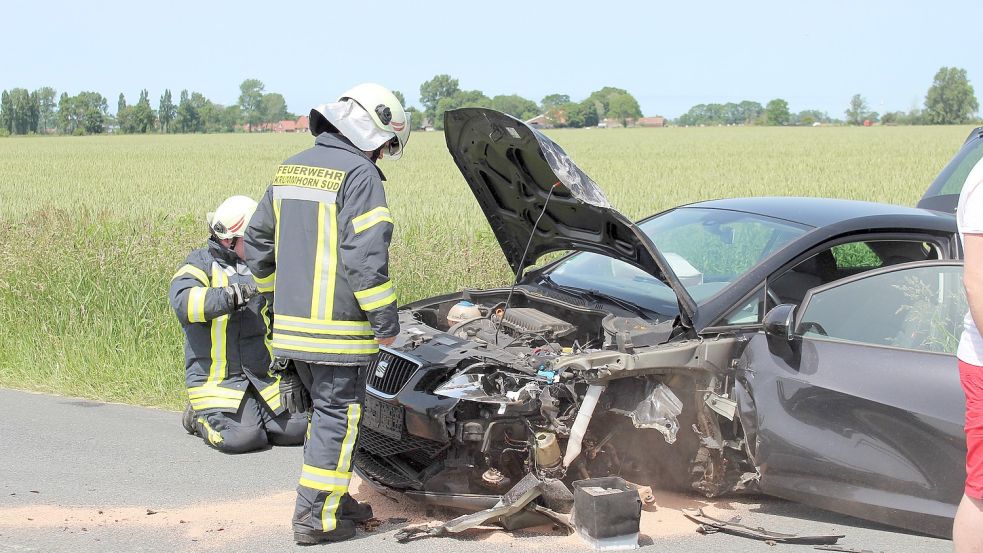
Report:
355,108,975,538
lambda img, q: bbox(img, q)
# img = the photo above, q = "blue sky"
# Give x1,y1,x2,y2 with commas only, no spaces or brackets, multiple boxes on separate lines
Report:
3,0,980,119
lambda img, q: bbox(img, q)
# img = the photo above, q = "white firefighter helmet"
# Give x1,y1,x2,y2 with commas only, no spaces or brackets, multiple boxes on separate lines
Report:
310,83,410,160
207,195,258,240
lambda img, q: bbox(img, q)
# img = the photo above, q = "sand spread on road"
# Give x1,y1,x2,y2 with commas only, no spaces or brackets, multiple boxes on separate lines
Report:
0,477,753,549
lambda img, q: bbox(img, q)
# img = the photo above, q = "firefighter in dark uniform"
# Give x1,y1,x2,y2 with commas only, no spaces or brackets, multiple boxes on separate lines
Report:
244,83,410,543
170,195,307,453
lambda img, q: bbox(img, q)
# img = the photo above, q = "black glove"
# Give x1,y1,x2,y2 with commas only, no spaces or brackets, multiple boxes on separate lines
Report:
225,282,258,310
275,360,311,414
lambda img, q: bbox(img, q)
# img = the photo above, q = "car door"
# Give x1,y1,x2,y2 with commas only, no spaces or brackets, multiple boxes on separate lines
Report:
735,261,967,537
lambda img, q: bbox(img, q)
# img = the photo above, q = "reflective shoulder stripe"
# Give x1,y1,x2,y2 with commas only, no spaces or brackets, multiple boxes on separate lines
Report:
353,280,396,311
351,206,393,234
187,288,208,323
173,264,209,286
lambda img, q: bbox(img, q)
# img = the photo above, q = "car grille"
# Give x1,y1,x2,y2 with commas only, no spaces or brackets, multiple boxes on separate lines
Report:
355,428,449,490
358,427,447,460
366,350,421,396
354,450,421,489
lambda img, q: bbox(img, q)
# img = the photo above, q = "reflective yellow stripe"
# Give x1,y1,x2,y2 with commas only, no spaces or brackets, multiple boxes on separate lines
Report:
207,265,230,385
187,288,207,323
321,492,343,532
353,280,393,300
302,464,352,479
259,379,280,400
254,271,275,293
260,303,273,359
273,333,377,347
259,378,281,411
360,293,396,311
173,264,209,286
298,466,350,491
276,315,371,328
310,203,326,318
274,323,374,336
272,335,379,355
325,204,337,319
337,404,361,472
353,280,397,311
273,198,282,269
189,397,242,411
352,206,393,234
197,417,224,445
354,283,395,311
187,385,243,399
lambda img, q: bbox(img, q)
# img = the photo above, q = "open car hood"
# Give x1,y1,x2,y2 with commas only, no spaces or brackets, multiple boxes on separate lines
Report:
443,108,697,325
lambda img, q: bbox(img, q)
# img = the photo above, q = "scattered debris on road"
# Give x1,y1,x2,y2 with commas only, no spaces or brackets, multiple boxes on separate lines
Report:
684,509,844,545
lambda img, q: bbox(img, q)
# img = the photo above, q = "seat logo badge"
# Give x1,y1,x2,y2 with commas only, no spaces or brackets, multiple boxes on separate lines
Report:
375,359,390,379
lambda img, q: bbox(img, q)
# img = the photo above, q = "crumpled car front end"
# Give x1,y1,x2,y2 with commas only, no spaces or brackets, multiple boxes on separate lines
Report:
354,291,756,509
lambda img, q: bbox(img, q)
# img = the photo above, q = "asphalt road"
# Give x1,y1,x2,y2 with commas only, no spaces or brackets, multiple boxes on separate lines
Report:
0,388,955,553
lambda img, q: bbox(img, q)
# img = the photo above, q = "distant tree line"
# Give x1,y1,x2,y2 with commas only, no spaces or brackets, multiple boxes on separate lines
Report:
675,66,979,127
0,79,296,136
2,66,978,136
416,75,644,130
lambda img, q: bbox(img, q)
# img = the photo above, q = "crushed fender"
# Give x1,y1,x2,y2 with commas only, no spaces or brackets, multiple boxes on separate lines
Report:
684,509,844,545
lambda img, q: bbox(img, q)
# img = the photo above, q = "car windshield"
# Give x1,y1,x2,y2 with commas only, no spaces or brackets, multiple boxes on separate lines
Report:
545,207,810,316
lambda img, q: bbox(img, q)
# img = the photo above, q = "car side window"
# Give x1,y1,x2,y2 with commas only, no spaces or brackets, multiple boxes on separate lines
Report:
719,285,766,325
796,264,965,354
769,239,942,306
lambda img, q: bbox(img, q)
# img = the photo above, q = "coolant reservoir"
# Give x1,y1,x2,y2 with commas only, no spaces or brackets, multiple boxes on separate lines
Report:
447,301,481,327
534,432,562,468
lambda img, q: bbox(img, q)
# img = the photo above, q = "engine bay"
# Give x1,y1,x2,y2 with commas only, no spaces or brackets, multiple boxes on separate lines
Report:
356,289,755,504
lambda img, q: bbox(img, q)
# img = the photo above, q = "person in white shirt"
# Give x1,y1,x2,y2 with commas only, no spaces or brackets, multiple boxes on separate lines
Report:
954,157,983,552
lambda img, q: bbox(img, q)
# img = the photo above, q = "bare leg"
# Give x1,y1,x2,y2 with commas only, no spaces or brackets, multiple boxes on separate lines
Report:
954,494,983,553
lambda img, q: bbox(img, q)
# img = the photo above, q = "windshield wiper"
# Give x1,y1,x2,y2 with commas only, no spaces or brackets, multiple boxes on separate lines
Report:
538,274,654,319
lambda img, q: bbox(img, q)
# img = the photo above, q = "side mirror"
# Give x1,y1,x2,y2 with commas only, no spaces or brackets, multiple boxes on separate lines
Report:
763,304,797,360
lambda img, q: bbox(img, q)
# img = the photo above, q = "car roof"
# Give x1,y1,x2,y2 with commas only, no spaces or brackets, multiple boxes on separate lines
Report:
684,196,955,231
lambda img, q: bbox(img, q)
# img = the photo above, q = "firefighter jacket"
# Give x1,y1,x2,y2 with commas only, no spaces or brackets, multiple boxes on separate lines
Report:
168,238,283,415
244,132,399,365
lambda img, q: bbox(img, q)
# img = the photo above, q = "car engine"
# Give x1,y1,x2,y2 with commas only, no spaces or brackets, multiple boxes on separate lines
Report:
354,289,753,504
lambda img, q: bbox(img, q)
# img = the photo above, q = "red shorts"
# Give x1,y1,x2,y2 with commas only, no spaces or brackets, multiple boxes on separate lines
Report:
959,359,983,499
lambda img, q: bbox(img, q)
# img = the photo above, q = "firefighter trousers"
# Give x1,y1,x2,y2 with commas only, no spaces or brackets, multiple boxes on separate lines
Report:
292,361,367,533
195,388,307,453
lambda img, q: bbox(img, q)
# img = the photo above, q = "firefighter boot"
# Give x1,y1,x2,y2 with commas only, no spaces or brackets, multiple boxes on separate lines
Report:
181,404,197,435
339,493,373,522
293,519,356,544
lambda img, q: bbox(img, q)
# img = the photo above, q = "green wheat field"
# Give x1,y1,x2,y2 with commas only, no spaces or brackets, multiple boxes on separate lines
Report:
0,125,974,408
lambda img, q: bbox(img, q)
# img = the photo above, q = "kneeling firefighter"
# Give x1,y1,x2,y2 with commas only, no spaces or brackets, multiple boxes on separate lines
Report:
244,83,410,543
169,195,307,453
